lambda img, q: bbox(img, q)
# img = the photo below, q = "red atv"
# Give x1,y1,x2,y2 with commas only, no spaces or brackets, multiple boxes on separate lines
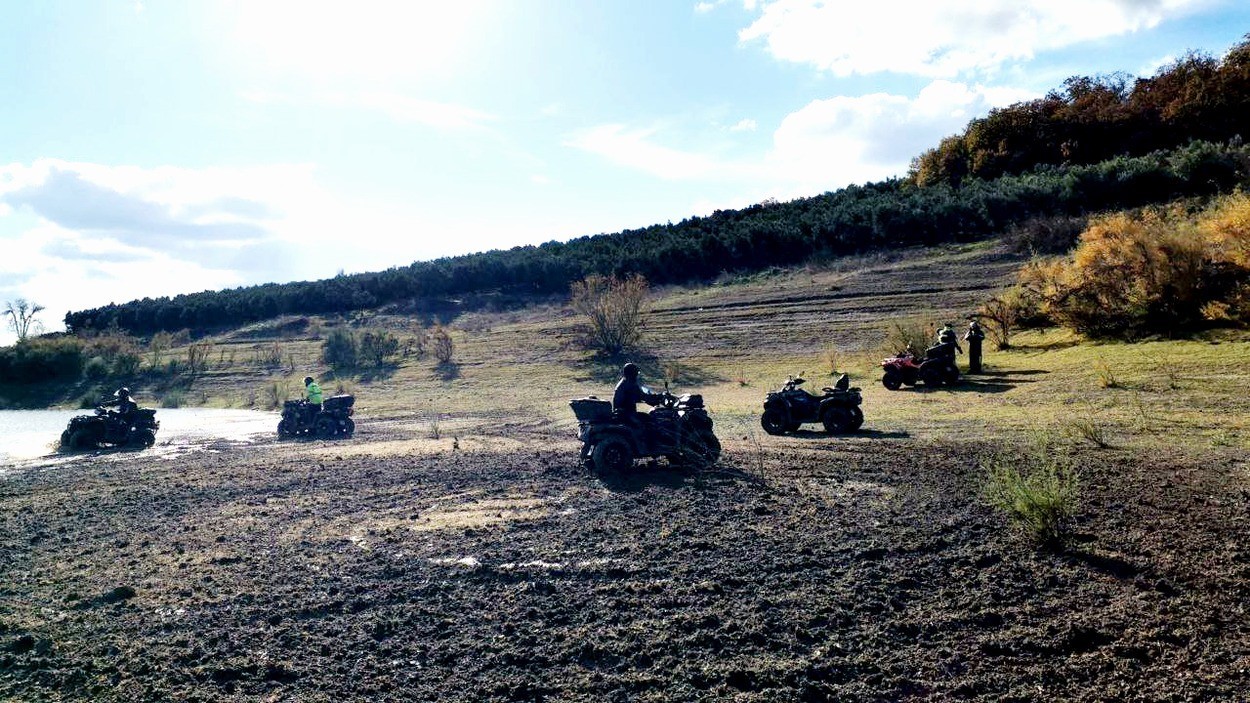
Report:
881,342,960,390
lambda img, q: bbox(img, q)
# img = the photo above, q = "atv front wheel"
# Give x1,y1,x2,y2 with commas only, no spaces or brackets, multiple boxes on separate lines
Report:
342,418,355,437
591,436,633,473
60,430,71,449
882,372,903,390
130,429,156,448
277,419,295,438
683,429,721,468
760,409,788,435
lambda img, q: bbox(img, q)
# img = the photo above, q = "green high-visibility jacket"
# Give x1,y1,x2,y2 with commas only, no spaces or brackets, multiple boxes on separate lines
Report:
306,381,323,404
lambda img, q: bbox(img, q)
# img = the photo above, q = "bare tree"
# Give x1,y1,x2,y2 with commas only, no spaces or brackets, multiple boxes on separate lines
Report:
570,274,649,356
4,299,45,342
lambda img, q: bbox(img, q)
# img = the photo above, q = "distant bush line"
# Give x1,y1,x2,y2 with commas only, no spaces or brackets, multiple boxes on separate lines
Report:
62,139,1250,338
912,37,1250,187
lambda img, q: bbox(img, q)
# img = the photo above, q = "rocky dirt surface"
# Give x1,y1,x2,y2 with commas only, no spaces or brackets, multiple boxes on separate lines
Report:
1,421,1248,702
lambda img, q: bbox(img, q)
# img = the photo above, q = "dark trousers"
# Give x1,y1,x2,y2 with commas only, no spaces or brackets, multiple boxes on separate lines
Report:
968,340,983,373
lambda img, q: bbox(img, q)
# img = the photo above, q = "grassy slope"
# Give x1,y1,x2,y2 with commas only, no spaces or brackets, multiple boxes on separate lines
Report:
13,240,1249,454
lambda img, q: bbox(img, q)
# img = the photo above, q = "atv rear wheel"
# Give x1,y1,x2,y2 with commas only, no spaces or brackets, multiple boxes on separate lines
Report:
760,409,788,435
822,408,852,434
591,436,633,473
314,416,337,439
882,372,903,390
69,429,94,451
920,367,945,387
848,406,864,431
943,364,961,385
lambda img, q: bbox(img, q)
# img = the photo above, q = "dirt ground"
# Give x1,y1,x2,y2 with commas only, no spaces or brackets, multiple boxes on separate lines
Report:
2,417,1247,702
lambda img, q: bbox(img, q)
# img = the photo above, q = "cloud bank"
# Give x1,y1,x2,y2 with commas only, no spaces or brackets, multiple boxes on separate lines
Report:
739,0,1205,77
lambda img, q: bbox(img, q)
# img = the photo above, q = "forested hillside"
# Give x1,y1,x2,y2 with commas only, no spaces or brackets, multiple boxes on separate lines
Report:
63,37,1250,338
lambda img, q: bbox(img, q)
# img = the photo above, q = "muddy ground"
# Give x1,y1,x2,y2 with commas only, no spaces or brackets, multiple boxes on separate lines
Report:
1,419,1248,702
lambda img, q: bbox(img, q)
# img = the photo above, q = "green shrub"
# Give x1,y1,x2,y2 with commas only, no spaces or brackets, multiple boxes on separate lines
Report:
322,328,357,370
984,440,1080,547
358,330,400,367
161,390,185,408
0,337,85,384
83,356,110,380
113,352,142,377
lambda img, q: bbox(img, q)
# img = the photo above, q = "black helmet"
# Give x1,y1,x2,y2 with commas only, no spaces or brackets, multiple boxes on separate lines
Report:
116,387,131,398
304,376,314,386
622,363,639,378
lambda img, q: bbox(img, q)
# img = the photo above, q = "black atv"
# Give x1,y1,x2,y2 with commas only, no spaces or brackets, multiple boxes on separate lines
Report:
60,406,159,450
278,395,356,439
571,386,720,473
761,373,863,435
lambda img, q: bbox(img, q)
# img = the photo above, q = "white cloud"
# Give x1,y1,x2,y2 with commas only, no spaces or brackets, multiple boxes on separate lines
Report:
729,118,758,132
740,0,1206,77
567,80,1036,199
0,159,441,341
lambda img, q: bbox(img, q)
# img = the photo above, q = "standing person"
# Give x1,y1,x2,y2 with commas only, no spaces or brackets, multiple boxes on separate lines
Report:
303,376,323,425
964,320,986,373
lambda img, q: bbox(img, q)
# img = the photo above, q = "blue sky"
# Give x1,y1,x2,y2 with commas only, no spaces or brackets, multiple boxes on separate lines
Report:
2,0,1249,341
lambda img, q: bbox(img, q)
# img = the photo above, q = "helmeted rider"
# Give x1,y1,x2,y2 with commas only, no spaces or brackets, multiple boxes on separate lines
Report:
613,363,662,427
303,376,323,425
102,387,138,426
934,324,964,356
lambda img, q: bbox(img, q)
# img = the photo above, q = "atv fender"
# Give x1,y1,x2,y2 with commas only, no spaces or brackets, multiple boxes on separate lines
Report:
587,426,645,455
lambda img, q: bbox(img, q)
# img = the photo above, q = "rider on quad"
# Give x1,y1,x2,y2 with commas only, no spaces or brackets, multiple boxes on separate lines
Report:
614,363,662,429
101,387,138,426
303,376,323,424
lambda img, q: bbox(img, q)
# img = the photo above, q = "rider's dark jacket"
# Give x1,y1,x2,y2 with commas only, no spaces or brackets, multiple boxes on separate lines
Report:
613,376,660,416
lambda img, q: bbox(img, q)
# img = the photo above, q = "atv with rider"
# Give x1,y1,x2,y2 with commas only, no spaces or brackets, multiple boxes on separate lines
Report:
761,373,863,435
571,385,719,473
60,390,159,450
278,394,356,439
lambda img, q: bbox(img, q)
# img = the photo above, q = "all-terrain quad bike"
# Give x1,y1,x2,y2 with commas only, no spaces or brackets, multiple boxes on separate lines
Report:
278,395,356,439
60,406,160,450
761,373,864,435
571,386,720,473
881,341,961,390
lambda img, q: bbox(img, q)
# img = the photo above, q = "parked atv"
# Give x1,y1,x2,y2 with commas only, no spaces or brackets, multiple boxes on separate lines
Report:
571,387,719,473
60,406,159,450
278,395,355,439
881,342,961,390
761,373,864,435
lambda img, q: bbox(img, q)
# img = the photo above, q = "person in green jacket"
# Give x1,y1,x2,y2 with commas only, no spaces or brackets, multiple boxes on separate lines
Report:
303,376,323,425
